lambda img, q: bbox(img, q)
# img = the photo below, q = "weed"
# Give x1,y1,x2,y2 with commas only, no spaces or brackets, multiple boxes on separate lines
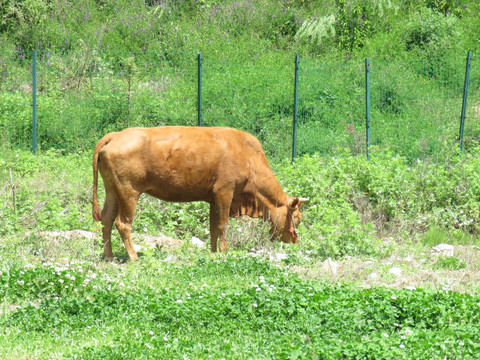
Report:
433,256,467,270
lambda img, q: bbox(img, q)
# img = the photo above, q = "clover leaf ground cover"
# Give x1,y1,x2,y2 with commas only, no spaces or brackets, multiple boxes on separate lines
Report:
1,256,479,359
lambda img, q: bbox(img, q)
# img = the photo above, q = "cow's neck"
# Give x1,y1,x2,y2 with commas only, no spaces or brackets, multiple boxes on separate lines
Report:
248,158,289,229
255,173,288,223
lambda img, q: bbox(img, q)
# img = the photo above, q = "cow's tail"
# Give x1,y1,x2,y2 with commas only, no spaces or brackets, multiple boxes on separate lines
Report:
92,133,115,222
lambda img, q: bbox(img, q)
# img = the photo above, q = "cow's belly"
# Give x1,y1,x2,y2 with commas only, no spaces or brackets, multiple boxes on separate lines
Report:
144,182,214,203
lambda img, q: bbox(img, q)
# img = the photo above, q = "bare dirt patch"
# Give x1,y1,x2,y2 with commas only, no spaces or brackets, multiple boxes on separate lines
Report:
289,244,480,293
19,230,183,260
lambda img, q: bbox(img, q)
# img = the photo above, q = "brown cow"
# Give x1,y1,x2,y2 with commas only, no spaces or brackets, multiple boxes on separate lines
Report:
92,126,308,261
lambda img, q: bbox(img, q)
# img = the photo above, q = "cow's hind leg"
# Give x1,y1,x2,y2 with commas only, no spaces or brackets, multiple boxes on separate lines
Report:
115,189,140,261
210,190,233,253
210,203,220,252
101,187,118,260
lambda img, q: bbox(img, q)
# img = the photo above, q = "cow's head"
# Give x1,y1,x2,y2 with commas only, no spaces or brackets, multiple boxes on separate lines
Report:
272,196,309,244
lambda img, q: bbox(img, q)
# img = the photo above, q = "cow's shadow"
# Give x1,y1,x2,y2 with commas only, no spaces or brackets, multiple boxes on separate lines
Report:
102,251,147,263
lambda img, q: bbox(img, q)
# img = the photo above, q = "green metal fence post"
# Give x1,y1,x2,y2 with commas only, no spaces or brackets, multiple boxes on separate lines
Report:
459,50,472,152
292,55,300,162
365,58,371,160
197,52,202,127
32,50,37,153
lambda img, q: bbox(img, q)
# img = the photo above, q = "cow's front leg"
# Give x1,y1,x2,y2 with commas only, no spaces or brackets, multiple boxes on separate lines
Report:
209,191,233,252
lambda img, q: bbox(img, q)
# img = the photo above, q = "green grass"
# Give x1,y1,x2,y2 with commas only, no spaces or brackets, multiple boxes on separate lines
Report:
433,256,468,270
422,227,479,247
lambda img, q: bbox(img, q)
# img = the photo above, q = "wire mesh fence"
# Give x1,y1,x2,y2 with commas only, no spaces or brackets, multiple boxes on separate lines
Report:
34,50,197,150
298,59,366,157
0,50,478,163
370,56,467,161
463,53,480,152
202,58,294,160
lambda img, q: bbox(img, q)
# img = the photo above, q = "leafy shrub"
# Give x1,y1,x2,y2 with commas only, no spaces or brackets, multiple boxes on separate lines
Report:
276,154,378,257
4,146,480,258
425,0,474,17
403,9,459,57
0,0,53,50
294,14,336,50
334,0,396,52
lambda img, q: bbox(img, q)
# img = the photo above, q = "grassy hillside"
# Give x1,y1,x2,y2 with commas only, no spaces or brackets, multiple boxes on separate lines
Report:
1,0,479,62
1,0,480,161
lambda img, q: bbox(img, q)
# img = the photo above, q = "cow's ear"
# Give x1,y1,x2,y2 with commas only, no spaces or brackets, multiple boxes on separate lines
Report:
287,196,298,210
288,197,309,210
